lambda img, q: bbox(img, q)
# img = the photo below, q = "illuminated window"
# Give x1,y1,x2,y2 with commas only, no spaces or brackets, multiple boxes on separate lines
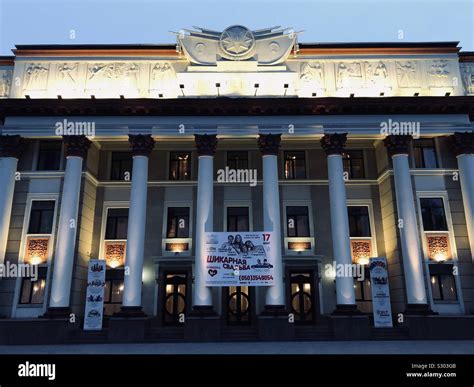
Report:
19,267,47,304
169,152,191,180
227,207,249,232
166,207,190,238
420,198,448,231
227,151,248,170
286,206,310,237
28,201,55,234
110,152,132,181
342,150,365,178
37,141,62,171
104,269,125,315
284,151,306,179
413,139,438,168
429,264,457,301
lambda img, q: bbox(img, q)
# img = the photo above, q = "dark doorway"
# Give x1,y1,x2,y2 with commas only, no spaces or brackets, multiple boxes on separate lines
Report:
288,271,316,324
162,272,187,325
224,286,252,325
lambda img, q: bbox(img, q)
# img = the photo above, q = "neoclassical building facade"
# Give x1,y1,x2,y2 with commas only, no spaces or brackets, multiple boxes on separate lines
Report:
0,26,473,342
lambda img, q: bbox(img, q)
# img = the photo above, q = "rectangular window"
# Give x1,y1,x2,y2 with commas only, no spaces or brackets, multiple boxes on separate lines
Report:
110,152,132,181
355,278,372,301
286,206,310,237
169,152,191,180
28,201,55,234
166,207,190,238
430,264,457,301
227,151,249,170
413,139,438,168
420,198,448,231
19,267,47,304
104,269,125,315
284,151,306,179
37,141,62,171
105,208,129,240
348,206,371,237
342,151,365,178
227,207,249,232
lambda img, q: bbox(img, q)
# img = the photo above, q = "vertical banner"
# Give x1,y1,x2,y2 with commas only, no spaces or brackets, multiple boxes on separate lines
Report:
83,259,106,331
205,232,275,286
369,257,393,328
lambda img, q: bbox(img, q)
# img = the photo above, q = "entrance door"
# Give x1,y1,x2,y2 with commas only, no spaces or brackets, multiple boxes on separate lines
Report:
289,271,315,324
162,272,187,325
225,286,251,325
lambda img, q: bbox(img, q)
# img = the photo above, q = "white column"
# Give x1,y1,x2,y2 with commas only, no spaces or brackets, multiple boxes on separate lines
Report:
457,153,474,258
193,154,214,306
327,153,356,306
262,154,284,306
49,155,85,308
122,156,149,308
391,152,427,305
0,157,19,264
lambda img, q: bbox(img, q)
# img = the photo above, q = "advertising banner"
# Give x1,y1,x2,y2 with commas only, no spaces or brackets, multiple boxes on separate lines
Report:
369,257,393,328
83,259,106,331
205,232,275,286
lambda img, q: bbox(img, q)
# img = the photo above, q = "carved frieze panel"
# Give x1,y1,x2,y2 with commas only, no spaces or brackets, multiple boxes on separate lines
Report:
23,63,50,91
0,69,13,97
396,61,420,88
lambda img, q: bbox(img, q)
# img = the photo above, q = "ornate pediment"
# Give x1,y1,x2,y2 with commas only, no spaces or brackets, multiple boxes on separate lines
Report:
173,25,300,65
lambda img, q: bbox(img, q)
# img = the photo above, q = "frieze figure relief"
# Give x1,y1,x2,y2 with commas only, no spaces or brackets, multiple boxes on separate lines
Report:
23,63,49,91
336,62,363,89
461,67,474,94
0,70,12,97
87,63,139,90
396,61,419,88
428,60,451,87
57,63,79,88
300,62,324,89
365,61,390,87
150,62,175,90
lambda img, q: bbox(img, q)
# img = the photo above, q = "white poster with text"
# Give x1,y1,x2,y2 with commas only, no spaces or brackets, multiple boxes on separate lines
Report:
83,259,106,331
205,232,276,286
369,257,393,328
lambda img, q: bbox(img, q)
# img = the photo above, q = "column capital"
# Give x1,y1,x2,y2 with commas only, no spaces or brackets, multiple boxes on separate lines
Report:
258,134,281,156
194,134,218,156
63,135,92,158
383,134,412,157
128,134,155,157
0,135,26,159
451,131,474,156
320,133,347,155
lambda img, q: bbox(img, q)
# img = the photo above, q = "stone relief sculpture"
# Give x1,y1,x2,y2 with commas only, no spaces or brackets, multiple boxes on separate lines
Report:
0,70,12,97
300,62,324,88
365,61,390,87
23,63,49,91
428,60,451,87
336,62,363,89
150,62,175,90
461,67,474,94
58,63,79,87
87,63,139,90
396,61,419,87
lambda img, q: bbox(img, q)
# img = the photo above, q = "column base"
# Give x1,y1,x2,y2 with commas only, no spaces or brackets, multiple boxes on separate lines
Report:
257,305,294,341
331,304,362,316
113,306,147,318
404,303,436,315
184,305,220,342
40,307,71,319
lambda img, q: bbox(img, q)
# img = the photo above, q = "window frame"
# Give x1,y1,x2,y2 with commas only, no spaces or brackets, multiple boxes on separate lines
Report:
168,151,192,181
109,151,133,181
34,140,64,171
411,138,439,169
226,151,249,171
342,150,366,179
283,201,315,256
223,201,253,232
162,201,194,257
283,150,307,180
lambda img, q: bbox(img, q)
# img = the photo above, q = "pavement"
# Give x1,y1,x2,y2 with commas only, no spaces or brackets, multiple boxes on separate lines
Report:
0,340,474,354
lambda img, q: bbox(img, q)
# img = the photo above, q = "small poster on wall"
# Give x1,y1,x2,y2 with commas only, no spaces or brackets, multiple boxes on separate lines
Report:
369,257,393,328
83,259,106,331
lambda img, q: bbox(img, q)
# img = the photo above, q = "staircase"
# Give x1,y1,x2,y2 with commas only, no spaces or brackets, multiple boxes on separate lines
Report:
146,326,185,342
295,324,335,341
369,326,410,340
221,326,259,342
67,329,109,344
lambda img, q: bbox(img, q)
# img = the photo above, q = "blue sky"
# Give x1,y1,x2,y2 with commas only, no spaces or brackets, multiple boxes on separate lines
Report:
0,0,473,55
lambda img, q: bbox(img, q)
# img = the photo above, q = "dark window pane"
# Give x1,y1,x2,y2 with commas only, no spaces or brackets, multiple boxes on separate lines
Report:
28,201,55,234
111,280,124,303
348,206,371,237
227,151,248,170
169,152,191,180
37,141,62,171
342,151,365,179
284,151,306,179
413,139,438,168
110,152,132,181
420,198,447,231
19,267,47,304
440,275,457,301
105,208,129,239
227,207,249,232
287,206,310,237
167,207,190,238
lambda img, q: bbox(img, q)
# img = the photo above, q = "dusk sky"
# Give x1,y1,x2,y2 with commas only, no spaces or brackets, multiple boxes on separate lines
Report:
0,0,473,55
